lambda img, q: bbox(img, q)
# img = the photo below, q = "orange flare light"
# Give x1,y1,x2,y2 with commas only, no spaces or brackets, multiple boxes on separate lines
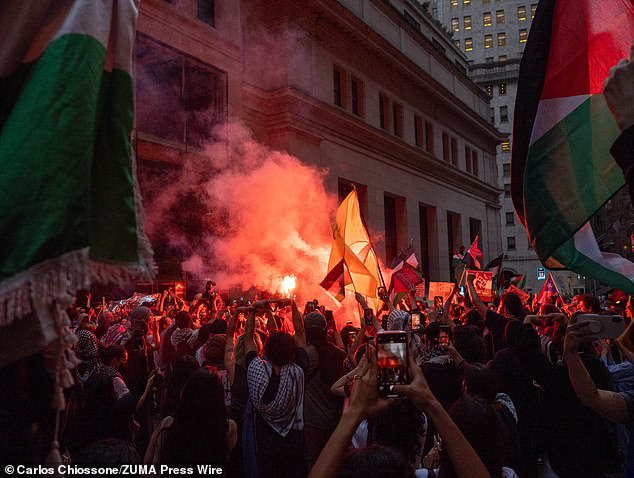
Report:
279,275,297,297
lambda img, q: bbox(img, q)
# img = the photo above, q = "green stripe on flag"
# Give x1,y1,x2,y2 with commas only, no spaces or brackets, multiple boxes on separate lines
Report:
552,239,634,292
524,94,624,261
0,34,104,281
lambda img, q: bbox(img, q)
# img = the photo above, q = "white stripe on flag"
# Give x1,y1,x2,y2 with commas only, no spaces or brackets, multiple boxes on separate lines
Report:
529,95,590,145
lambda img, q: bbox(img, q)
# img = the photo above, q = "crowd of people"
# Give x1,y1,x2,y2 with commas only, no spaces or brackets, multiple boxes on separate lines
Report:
6,276,634,478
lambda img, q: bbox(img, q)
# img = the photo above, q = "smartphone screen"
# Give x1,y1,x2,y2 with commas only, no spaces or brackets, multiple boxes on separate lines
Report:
376,331,408,397
411,313,421,329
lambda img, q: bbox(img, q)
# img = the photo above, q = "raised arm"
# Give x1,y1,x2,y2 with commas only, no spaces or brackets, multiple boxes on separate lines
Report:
466,274,488,318
225,309,239,384
291,300,307,349
243,307,257,354
564,321,630,424
394,356,492,478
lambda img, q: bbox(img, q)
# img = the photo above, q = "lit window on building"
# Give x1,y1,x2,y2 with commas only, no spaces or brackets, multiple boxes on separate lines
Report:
506,212,515,225
484,34,493,49
451,0,458,7
504,184,511,197
463,0,471,6
500,105,509,122
464,16,472,30
465,37,473,51
498,32,506,46
452,18,460,31
517,5,527,21
483,12,492,27
503,162,511,176
507,236,516,250
499,54,507,62
501,141,511,152
498,82,507,95
519,29,528,43
496,9,505,24
531,4,537,19
485,84,493,97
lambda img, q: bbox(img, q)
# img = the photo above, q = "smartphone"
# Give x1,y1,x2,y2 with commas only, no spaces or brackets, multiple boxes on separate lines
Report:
578,314,626,339
411,312,421,329
439,325,451,346
364,308,373,326
376,331,409,398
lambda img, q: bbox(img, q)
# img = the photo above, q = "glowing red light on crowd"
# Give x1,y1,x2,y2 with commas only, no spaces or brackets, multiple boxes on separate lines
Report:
279,275,297,297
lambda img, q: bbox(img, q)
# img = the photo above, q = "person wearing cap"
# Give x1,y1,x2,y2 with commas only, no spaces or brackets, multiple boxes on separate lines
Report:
303,310,347,470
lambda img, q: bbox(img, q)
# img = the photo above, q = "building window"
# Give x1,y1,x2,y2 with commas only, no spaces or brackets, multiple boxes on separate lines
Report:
501,141,511,152
499,54,507,62
531,4,537,19
517,5,527,21
465,146,472,173
351,76,364,116
464,16,472,30
490,107,495,123
496,9,505,24
392,102,403,137
384,195,398,264
379,93,390,130
415,115,423,147
503,162,511,177
465,37,473,52
197,0,215,26
425,121,434,154
472,150,479,176
498,32,506,46
451,0,458,7
485,84,493,97
519,29,528,43
504,183,511,197
500,105,509,122
484,34,493,49
483,12,492,27
486,56,494,63
135,34,227,148
454,39,460,49
451,137,458,166
506,212,515,225
507,236,516,250
442,132,450,162
463,0,471,6
451,18,460,32
498,82,507,95
333,67,345,107
482,0,490,3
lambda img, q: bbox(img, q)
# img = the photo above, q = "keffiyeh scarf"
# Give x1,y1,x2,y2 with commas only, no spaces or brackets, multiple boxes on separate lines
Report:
247,357,305,437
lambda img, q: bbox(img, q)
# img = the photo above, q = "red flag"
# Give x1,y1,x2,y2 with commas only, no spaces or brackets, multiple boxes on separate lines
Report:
462,235,483,270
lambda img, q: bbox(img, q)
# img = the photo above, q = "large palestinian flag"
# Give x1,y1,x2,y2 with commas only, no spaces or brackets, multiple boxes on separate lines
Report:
512,0,634,293
0,1,154,362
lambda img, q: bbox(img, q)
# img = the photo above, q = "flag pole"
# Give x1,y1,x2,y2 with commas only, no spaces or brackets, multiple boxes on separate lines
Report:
353,186,387,291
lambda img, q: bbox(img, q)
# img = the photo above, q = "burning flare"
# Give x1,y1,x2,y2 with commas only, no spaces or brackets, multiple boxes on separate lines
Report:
279,275,297,297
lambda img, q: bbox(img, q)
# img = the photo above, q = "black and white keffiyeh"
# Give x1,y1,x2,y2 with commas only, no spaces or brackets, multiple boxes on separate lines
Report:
247,357,304,437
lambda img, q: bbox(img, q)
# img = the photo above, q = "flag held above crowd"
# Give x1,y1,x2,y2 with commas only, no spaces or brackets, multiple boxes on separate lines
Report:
320,189,382,302
462,235,483,270
511,0,634,293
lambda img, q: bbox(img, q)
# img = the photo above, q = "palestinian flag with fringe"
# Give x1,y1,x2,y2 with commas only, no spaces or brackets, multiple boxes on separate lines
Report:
512,0,634,293
0,0,154,360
